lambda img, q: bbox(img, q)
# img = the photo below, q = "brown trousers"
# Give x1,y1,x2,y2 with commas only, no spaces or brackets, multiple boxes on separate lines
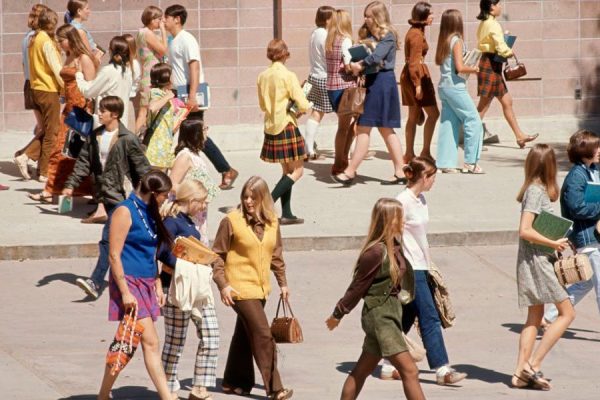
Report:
223,299,283,395
331,114,357,175
24,90,60,177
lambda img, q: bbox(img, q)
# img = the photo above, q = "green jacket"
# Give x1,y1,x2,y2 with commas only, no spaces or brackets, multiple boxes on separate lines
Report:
65,122,151,207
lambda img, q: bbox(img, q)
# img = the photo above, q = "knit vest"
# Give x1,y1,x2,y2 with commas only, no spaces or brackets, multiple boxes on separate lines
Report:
29,31,60,92
225,210,278,300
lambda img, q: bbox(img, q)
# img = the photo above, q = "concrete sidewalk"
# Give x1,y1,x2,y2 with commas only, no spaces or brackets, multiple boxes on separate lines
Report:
0,247,598,399
0,118,581,260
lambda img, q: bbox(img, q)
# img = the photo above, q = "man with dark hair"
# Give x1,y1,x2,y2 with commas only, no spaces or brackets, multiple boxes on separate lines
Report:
64,96,151,299
164,4,238,190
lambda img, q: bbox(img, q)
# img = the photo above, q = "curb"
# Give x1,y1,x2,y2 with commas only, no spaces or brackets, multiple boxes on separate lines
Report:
0,230,517,261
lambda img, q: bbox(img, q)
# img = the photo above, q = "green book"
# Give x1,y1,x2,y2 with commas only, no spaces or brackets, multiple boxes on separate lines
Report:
58,195,73,214
531,210,573,254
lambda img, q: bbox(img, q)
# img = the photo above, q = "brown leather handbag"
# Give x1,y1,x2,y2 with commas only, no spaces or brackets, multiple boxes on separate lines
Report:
270,297,303,344
503,52,527,81
337,78,366,116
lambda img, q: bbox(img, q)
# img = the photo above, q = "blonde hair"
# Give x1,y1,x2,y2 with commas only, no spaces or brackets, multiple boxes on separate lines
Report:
160,180,207,218
325,9,353,52
240,176,277,226
363,1,400,49
357,198,404,287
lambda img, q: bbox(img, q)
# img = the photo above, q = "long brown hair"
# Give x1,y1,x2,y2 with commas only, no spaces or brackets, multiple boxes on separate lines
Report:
517,144,559,203
363,1,400,49
56,24,99,69
357,198,404,287
139,170,173,249
435,9,464,65
325,9,353,52
240,176,277,226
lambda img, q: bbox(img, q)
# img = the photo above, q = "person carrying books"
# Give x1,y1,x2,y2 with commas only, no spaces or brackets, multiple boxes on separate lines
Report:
543,130,600,330
476,0,537,149
511,144,574,391
158,180,219,400
399,1,439,164
434,9,483,174
64,96,151,300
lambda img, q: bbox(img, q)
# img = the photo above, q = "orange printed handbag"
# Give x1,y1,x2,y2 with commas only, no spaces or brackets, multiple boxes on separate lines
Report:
106,306,145,375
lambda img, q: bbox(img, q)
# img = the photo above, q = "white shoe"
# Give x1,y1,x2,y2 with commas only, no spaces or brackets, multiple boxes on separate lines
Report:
13,154,31,180
37,175,48,183
380,368,401,380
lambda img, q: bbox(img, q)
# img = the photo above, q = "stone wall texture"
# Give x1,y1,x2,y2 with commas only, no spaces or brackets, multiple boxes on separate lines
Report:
1,0,599,132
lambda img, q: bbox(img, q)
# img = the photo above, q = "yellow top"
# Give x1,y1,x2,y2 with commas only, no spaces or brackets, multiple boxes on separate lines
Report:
224,210,279,300
29,31,63,92
476,15,513,59
257,61,310,135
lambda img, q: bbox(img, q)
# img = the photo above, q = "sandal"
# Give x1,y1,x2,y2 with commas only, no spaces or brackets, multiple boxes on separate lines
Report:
28,192,55,204
440,168,460,174
462,164,485,174
219,168,239,190
333,172,355,186
510,372,532,389
269,388,294,400
516,133,539,149
381,174,408,185
522,366,550,391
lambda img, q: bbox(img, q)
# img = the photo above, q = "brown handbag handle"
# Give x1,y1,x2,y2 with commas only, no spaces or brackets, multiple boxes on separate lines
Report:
274,297,295,319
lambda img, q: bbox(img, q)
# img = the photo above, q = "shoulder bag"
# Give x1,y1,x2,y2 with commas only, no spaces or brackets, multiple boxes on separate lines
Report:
271,297,303,344
140,102,171,147
554,245,593,286
337,77,367,116
503,52,527,81
428,262,456,329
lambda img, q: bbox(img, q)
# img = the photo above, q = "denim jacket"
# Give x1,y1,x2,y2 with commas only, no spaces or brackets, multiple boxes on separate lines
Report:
561,163,600,248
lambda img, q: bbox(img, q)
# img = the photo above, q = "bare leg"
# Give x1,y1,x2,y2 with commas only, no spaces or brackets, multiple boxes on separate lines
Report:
343,126,372,178
379,127,405,178
499,92,533,142
340,351,381,400
310,109,324,123
513,304,543,384
139,318,172,399
421,105,440,160
477,96,493,120
387,351,425,400
404,106,420,163
97,364,119,400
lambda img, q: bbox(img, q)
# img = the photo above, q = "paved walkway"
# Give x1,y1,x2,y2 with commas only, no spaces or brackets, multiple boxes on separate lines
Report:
1,247,598,399
0,122,575,259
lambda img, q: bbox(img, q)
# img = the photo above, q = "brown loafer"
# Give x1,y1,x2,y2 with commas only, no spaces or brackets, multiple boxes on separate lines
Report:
81,215,108,224
279,217,304,225
219,168,239,190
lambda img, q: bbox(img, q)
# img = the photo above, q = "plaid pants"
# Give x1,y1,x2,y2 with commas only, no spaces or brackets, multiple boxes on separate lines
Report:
161,302,220,391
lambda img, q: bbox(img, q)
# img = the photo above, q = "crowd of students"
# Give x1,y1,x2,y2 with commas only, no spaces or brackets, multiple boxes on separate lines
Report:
9,0,599,399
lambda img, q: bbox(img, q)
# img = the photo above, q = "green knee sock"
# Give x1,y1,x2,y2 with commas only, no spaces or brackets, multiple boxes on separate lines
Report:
281,185,295,219
271,175,294,203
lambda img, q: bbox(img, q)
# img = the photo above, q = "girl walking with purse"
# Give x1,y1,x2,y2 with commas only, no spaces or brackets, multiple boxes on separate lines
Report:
400,2,439,163
325,9,357,176
326,198,424,400
434,9,484,174
511,144,575,390
212,176,294,400
476,0,538,149
158,180,219,400
334,1,406,186
380,157,468,385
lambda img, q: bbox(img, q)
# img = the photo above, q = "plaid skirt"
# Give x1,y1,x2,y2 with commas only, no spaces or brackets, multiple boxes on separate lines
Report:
307,74,333,113
260,123,306,163
477,53,508,98
108,275,160,322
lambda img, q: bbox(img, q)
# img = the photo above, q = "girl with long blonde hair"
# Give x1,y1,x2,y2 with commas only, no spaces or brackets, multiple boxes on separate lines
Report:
325,9,358,176
326,198,423,400
512,143,573,390
157,179,220,400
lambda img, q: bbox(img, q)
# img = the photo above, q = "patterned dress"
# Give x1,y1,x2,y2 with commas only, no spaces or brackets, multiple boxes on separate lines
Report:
516,184,568,308
136,28,162,107
145,88,176,168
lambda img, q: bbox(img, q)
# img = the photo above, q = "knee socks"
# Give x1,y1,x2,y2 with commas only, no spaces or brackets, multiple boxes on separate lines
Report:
270,175,296,218
304,118,320,155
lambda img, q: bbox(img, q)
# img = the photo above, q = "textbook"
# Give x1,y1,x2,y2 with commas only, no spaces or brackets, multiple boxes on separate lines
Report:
348,44,378,74
531,210,573,254
584,181,600,202
493,35,517,63
458,49,482,80
172,236,219,265
57,195,73,214
176,83,211,110
287,81,313,115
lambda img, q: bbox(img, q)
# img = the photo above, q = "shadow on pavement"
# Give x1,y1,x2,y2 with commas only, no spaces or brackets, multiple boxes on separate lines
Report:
36,272,81,287
452,363,511,386
502,323,600,343
58,386,160,399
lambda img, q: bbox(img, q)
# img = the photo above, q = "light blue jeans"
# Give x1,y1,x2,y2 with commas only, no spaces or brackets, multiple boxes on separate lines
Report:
436,86,483,168
544,248,600,322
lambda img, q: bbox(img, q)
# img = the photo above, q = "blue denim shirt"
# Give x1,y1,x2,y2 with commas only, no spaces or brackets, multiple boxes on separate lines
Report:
363,32,397,70
561,163,600,248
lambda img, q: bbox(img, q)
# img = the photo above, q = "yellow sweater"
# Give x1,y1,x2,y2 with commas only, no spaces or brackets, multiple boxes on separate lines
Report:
257,61,310,135
224,210,278,300
477,16,513,59
29,31,63,92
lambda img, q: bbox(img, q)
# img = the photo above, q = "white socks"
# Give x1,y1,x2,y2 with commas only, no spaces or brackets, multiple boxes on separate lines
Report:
304,118,320,155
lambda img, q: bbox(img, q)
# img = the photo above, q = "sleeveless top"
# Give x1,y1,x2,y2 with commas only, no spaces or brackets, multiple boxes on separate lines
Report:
119,193,158,278
60,66,86,115
325,36,356,91
136,29,162,89
71,20,96,50
439,35,466,89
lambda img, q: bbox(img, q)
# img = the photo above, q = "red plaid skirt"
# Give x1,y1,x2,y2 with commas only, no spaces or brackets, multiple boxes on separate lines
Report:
260,123,306,163
477,53,508,98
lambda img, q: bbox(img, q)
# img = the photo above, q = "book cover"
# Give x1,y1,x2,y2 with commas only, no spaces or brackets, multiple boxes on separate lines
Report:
584,182,600,202
176,83,211,109
458,49,482,80
493,34,517,63
172,236,219,265
531,210,573,254
348,44,378,75
58,195,73,214
288,82,313,114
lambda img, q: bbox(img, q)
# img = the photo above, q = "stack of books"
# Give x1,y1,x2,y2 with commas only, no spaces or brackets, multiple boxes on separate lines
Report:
172,236,219,265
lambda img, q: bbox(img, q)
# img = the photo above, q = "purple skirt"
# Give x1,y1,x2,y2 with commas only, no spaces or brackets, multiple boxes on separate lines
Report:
108,275,160,322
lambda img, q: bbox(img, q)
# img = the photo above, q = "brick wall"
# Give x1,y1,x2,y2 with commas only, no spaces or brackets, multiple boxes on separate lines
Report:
1,0,599,133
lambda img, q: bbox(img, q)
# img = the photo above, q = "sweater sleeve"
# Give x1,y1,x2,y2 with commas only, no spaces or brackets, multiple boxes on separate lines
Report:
270,226,288,288
341,37,353,65
562,170,600,220
288,72,310,113
332,244,383,319
212,217,234,290
407,31,424,87
42,41,64,88
489,20,513,58
76,66,111,99
363,32,395,67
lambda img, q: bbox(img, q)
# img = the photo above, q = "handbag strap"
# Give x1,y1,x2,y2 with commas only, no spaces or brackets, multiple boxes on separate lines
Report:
275,297,296,319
